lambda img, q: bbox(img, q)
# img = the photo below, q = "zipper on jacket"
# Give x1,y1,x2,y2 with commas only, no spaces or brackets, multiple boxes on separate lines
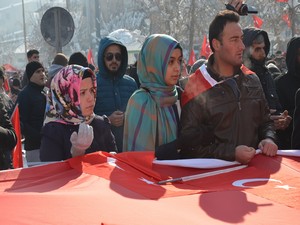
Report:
238,101,241,110
224,77,241,111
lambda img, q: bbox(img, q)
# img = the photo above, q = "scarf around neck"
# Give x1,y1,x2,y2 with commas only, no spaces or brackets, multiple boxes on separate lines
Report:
123,34,181,151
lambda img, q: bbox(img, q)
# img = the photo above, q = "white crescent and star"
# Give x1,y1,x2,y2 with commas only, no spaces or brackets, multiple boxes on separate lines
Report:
107,157,124,171
232,178,297,190
106,158,156,185
106,158,298,189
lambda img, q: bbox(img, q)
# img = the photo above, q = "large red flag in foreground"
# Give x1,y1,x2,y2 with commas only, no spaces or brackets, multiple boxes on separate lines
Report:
87,48,95,66
10,105,23,168
188,49,196,66
200,35,212,59
253,15,263,28
0,151,299,224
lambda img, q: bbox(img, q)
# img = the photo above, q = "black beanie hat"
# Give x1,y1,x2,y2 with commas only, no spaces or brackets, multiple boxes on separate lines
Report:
26,61,44,80
68,52,88,67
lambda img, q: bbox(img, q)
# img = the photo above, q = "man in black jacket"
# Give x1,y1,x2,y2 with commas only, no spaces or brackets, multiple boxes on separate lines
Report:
17,61,46,163
275,37,300,149
242,27,292,149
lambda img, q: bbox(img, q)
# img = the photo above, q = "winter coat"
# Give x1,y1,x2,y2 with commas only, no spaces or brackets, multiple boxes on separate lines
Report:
292,88,300,149
94,36,137,152
40,115,117,161
0,96,17,169
179,55,276,161
243,27,282,113
275,37,300,149
17,82,46,150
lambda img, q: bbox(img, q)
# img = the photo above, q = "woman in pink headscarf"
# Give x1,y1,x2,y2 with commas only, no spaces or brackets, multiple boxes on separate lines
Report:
40,65,117,161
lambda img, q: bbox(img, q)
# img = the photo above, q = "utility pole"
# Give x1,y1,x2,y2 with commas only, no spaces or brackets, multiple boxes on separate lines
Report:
188,0,196,60
66,0,71,10
86,0,92,48
21,0,27,57
289,0,300,36
95,0,101,40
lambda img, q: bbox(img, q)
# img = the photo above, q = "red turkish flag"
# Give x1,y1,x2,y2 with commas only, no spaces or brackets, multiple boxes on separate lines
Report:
10,105,23,168
188,49,196,66
282,14,291,27
253,15,263,28
200,35,212,59
87,48,95,66
0,151,299,224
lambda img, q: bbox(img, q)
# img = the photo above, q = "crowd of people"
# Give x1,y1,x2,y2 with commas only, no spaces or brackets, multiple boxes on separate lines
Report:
1,0,300,170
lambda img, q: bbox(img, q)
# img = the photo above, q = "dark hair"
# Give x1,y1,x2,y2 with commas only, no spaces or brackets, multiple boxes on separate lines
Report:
52,53,68,66
69,52,88,67
27,49,39,58
82,68,94,80
88,63,95,71
209,10,240,52
12,78,21,87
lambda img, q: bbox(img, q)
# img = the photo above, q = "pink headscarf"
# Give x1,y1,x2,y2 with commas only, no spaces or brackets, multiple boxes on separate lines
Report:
49,65,96,125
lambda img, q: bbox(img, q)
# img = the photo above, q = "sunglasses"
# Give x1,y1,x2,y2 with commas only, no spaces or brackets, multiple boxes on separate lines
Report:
104,52,122,61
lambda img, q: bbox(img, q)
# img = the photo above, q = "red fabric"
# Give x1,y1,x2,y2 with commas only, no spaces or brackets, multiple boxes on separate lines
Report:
241,64,255,75
200,35,212,59
10,105,23,168
253,15,263,28
276,0,289,2
0,151,299,224
87,48,95,66
181,68,214,107
188,49,196,66
3,78,10,93
282,14,291,27
2,64,19,72
181,65,254,107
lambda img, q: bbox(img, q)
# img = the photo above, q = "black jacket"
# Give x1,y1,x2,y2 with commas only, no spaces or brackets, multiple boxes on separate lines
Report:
292,88,300,149
17,82,46,150
243,27,282,113
275,37,300,149
40,115,117,161
0,97,17,169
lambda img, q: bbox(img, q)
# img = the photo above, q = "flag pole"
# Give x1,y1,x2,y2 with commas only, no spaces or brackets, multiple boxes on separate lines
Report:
157,165,247,185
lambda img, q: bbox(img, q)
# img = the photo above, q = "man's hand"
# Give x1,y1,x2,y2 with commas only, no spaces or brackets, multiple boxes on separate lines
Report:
258,138,278,157
270,110,292,130
235,145,256,164
108,110,124,127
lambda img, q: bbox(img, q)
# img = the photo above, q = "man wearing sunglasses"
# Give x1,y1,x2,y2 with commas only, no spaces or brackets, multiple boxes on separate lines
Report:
94,36,138,152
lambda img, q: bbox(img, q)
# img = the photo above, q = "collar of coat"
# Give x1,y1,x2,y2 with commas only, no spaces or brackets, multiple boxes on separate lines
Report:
181,64,254,107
